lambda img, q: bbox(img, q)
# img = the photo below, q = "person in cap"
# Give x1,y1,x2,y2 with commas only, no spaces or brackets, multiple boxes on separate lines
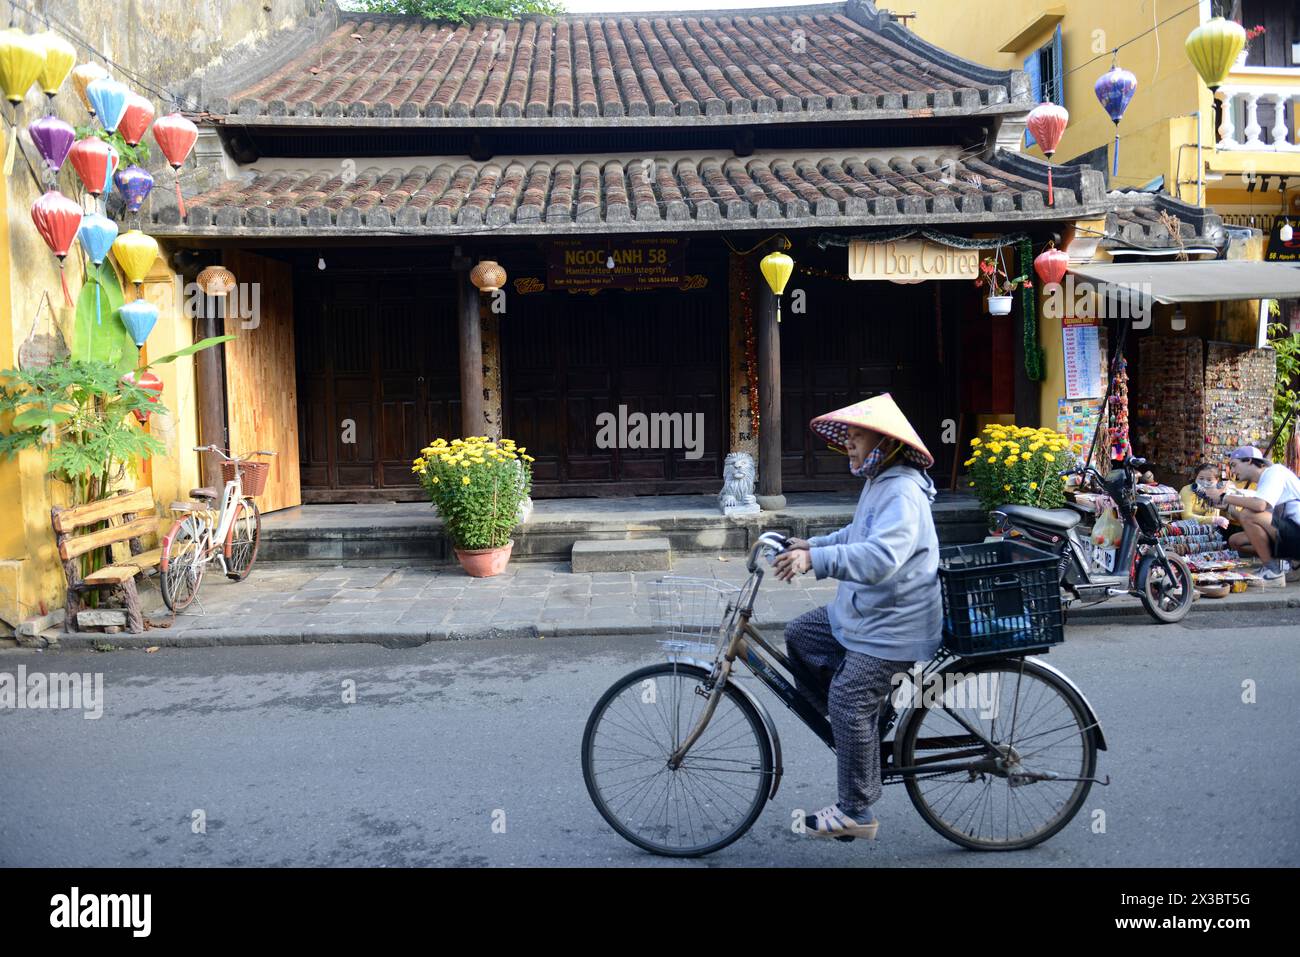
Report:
1203,446,1300,581
773,394,942,841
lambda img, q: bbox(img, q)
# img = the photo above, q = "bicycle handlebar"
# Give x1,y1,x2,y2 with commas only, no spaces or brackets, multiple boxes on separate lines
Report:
192,445,277,461
747,531,791,573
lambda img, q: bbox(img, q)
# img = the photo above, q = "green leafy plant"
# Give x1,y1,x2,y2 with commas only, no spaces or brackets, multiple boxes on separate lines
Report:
413,436,533,549
1268,320,1300,438
965,423,1075,512
347,0,564,22
71,128,151,168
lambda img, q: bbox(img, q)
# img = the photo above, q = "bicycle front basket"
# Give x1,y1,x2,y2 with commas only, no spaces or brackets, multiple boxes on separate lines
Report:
648,576,741,658
938,540,1064,657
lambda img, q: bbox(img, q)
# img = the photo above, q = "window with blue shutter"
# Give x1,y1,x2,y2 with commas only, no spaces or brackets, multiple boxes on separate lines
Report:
1025,25,1065,149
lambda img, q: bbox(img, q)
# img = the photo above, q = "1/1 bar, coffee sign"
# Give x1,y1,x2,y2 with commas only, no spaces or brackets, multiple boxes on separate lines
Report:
548,237,686,291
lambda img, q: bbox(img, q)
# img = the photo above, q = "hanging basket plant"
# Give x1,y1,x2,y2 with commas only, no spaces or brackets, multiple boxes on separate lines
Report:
974,248,1031,316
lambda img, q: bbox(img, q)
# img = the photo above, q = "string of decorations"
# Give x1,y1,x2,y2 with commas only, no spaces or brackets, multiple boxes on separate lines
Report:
1018,236,1045,382
815,227,1032,250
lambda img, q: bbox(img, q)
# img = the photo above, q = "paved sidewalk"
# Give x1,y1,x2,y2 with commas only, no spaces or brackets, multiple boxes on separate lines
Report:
47,556,1300,650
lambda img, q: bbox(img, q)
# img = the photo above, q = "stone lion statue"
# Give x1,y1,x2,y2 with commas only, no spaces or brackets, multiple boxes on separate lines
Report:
719,452,760,516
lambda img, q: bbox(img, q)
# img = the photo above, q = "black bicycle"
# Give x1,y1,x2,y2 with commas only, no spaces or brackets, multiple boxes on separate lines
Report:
581,533,1109,857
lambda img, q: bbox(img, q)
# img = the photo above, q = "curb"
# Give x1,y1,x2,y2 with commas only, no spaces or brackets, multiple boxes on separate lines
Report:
42,594,1300,651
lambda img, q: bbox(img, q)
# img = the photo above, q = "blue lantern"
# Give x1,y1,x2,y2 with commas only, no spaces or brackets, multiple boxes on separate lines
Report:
85,77,130,134
1094,64,1138,177
119,299,159,348
113,165,154,214
77,213,119,327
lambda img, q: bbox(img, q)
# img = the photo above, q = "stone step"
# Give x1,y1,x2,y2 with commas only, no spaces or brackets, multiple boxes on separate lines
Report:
571,537,672,573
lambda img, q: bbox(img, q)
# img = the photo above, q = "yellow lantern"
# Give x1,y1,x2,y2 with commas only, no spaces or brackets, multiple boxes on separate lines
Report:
71,62,108,115
760,248,794,322
0,28,46,174
112,229,160,288
1185,16,1245,92
35,32,76,98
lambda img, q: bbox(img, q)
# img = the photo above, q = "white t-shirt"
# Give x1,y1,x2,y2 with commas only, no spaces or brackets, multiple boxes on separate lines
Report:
1253,463,1300,509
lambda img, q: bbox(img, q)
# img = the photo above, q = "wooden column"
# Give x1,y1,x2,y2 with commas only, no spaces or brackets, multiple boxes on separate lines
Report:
456,263,485,438
755,271,785,510
195,307,226,490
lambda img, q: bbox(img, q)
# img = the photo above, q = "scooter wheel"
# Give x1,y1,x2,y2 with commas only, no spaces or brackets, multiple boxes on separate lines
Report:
1137,553,1193,624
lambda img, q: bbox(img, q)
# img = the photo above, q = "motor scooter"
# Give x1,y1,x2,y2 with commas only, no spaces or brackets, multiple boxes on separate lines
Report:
988,455,1194,624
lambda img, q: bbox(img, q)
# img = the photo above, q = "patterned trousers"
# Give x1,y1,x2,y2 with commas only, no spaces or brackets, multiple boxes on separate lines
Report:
784,606,914,819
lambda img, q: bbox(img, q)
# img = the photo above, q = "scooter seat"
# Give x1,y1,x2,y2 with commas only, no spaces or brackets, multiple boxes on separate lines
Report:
999,504,1082,531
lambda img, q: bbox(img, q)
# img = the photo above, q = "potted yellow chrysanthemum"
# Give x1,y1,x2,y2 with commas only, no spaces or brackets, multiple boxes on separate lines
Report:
412,436,535,577
963,424,1079,512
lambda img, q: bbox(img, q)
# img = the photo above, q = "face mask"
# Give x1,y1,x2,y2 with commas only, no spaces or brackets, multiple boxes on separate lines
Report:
850,436,898,478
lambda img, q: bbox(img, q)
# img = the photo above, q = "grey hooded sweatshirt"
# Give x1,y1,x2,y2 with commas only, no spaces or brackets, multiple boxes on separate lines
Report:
808,464,943,663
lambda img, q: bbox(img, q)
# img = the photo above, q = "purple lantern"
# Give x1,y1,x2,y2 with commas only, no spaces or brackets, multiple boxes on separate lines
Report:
1095,65,1138,176
28,115,76,179
113,165,154,214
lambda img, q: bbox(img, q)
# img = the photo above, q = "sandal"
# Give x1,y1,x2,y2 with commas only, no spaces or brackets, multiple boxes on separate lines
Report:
805,804,880,842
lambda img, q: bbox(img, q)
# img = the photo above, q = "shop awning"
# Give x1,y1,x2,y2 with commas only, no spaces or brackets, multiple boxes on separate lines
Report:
1068,260,1300,304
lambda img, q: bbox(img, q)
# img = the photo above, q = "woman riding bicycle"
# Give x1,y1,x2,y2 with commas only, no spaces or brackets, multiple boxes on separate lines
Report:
773,394,942,841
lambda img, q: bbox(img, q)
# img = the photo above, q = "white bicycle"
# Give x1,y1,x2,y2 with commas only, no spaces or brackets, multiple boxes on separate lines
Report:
159,445,275,613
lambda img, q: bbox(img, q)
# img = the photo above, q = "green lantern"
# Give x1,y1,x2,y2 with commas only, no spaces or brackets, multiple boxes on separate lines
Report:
1185,16,1246,92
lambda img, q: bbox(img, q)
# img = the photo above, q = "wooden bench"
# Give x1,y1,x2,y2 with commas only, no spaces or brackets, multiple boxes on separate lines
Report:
51,488,162,634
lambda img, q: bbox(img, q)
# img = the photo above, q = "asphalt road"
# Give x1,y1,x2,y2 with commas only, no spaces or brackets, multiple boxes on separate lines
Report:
2,611,1298,867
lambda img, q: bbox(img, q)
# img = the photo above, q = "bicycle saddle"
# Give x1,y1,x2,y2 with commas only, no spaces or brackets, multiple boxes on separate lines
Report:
190,487,217,500
998,504,1081,531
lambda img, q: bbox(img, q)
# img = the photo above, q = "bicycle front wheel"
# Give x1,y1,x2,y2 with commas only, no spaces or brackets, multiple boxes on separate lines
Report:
582,662,772,858
897,657,1097,851
226,498,261,581
161,516,206,613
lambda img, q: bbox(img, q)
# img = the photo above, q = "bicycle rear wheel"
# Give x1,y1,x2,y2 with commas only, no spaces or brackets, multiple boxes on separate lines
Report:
896,657,1097,851
161,516,206,613
582,662,772,858
226,499,261,581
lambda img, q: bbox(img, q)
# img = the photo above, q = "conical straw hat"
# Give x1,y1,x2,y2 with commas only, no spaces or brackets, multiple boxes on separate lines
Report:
809,393,934,469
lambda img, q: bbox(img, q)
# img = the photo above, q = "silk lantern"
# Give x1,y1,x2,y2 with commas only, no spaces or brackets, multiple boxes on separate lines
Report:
119,299,159,348
121,369,162,422
1033,243,1069,288
118,94,154,146
85,77,129,134
35,32,76,99
1094,65,1137,176
114,165,154,214
31,190,83,305
152,112,198,216
68,136,119,197
71,62,107,115
760,248,794,323
1186,16,1246,92
1026,101,1069,206
112,229,159,289
0,29,45,174
28,114,75,178
78,213,118,326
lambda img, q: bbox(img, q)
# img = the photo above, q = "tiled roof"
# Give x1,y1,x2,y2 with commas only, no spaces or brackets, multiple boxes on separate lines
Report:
149,151,1105,237
1103,191,1227,253
204,1,1024,124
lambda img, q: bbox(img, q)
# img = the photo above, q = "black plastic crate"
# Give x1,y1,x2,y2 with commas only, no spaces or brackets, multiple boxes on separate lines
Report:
938,540,1065,657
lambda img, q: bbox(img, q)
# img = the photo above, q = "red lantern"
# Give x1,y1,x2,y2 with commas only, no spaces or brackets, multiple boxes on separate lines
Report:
1034,243,1069,287
118,94,155,147
31,190,83,305
152,113,198,216
1026,102,1069,206
121,369,163,423
68,136,119,197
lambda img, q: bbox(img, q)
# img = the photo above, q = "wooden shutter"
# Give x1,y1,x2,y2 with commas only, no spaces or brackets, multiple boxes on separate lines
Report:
1023,47,1042,148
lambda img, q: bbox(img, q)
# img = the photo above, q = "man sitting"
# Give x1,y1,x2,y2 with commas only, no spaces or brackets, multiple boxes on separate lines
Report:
1204,446,1300,582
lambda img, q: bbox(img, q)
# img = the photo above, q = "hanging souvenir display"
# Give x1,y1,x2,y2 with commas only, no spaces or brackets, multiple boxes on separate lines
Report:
112,228,159,289
70,62,107,115
68,135,119,197
78,213,118,326
1025,101,1069,205
30,189,83,305
0,28,45,174
113,165,154,214
118,299,159,348
35,32,75,101
27,113,75,179
1108,355,1131,462
84,77,129,134
120,369,162,422
152,112,198,216
1094,61,1138,176
118,94,154,146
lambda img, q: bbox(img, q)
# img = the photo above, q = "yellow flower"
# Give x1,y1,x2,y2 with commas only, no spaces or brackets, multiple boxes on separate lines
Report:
1004,484,1012,491
970,438,982,446
432,476,439,483
969,481,976,487
1043,454,1055,463
971,451,981,459
522,454,535,463
461,460,471,468
1030,482,1038,490
964,458,975,467
1005,456,1017,466
462,475,470,485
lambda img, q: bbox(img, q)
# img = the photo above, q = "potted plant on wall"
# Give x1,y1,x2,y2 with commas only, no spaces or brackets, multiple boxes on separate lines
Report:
413,436,534,577
975,249,1031,315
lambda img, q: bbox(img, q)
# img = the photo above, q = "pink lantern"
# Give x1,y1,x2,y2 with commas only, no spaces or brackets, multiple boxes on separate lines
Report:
151,112,198,216
1026,101,1069,206
1034,243,1069,287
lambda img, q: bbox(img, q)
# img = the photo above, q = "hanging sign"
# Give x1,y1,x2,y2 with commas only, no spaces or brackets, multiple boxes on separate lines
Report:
848,240,980,282
548,237,686,291
1265,220,1300,262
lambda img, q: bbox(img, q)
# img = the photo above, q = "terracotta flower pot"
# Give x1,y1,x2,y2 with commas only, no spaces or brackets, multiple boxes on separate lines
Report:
454,540,514,577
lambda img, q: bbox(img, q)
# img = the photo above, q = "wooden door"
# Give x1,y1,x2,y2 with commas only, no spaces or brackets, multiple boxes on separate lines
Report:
223,250,301,513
